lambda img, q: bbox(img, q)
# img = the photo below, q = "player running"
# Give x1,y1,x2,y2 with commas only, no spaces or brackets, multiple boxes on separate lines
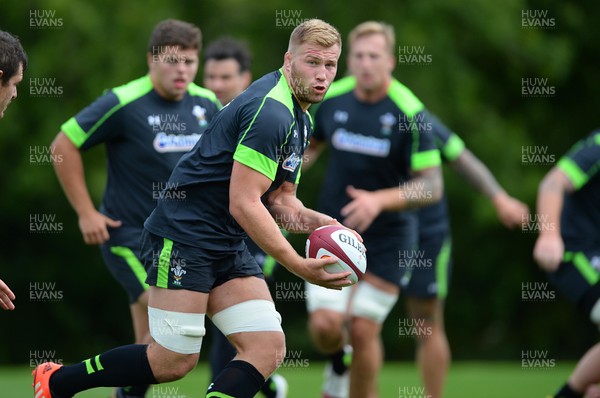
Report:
50,19,220,398
534,130,600,398
33,19,354,398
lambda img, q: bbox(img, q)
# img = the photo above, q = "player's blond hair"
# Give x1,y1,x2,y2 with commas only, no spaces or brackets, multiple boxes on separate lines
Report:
348,21,395,55
288,19,341,53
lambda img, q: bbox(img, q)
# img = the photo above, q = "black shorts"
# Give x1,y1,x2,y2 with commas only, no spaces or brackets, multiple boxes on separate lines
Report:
364,235,418,287
400,231,452,299
141,230,264,293
100,242,148,304
548,249,600,315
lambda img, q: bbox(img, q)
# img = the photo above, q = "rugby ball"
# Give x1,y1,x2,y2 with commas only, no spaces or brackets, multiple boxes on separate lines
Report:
305,225,367,284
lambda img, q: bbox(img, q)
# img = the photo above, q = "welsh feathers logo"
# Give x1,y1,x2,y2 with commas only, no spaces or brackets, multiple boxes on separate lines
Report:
171,264,186,286
192,105,207,127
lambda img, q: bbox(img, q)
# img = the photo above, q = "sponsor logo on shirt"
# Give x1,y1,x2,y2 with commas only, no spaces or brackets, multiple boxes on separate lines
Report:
333,110,349,123
331,128,390,157
153,132,201,153
282,152,301,171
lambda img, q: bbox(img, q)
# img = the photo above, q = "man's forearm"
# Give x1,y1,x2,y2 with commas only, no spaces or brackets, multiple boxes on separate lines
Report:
450,149,503,199
380,167,443,211
536,170,566,236
52,134,96,217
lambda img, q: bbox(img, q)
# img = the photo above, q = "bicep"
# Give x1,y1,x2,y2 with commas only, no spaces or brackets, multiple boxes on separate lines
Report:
230,160,273,202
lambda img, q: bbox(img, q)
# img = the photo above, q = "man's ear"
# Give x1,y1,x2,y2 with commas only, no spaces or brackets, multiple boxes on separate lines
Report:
241,71,252,88
283,51,292,74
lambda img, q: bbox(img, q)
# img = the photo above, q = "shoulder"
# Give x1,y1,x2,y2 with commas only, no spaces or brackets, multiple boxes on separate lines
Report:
187,82,220,105
388,79,424,116
111,75,154,106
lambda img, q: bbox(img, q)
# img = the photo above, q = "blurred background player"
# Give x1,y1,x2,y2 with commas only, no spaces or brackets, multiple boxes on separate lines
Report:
202,36,288,398
50,19,220,398
0,29,27,310
304,21,443,398
533,130,600,398
403,112,527,398
304,21,528,398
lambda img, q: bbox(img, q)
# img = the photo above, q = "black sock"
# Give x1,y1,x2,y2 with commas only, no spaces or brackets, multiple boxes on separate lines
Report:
50,344,157,398
555,382,583,398
260,376,277,398
206,360,264,398
330,348,348,375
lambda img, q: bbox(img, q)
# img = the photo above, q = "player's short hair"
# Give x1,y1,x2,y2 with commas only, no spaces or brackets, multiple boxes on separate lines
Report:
348,21,395,55
147,19,202,53
288,19,341,53
203,37,252,73
0,30,28,86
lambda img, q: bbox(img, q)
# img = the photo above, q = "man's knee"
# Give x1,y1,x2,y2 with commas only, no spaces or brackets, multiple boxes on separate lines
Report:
350,316,380,346
309,309,344,339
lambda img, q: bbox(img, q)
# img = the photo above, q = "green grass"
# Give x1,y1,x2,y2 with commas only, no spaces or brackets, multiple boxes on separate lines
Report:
5,361,570,397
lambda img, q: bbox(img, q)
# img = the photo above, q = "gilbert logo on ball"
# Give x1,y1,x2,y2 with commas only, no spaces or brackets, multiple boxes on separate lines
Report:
306,225,367,284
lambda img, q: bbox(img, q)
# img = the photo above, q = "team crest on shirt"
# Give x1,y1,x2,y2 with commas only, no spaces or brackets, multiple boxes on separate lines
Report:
334,110,349,123
282,152,301,171
171,264,186,286
379,113,396,136
192,105,208,127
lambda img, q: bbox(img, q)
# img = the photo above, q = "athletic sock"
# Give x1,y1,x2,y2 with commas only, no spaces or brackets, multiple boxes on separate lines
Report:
260,376,277,398
555,382,583,398
330,348,349,375
206,360,264,398
50,344,157,398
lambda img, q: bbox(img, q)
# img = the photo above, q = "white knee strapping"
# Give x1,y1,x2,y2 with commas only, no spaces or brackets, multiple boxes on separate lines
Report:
350,281,399,324
305,281,352,313
590,299,600,326
148,307,206,354
211,299,283,336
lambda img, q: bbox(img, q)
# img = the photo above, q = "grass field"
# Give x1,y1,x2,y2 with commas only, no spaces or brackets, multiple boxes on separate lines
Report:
4,361,569,397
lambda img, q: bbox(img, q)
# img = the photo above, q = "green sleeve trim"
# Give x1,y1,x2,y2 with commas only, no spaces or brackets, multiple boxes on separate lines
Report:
61,117,88,148
187,82,222,109
571,252,600,285
441,133,465,161
157,238,174,288
94,354,104,371
388,79,425,117
412,149,442,171
262,255,277,278
233,144,278,181
435,237,452,299
110,246,149,291
557,157,588,190
323,76,356,100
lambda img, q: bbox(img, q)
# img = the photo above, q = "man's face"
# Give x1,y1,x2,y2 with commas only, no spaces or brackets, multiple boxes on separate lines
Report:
203,58,250,106
284,42,340,109
148,46,199,101
348,34,395,93
0,63,23,119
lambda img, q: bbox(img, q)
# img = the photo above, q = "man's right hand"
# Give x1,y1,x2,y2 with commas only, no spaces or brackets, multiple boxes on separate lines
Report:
533,233,564,272
78,210,122,245
296,256,353,290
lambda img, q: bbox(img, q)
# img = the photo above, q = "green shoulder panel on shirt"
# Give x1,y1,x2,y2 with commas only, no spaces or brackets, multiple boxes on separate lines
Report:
412,149,442,171
441,133,465,161
233,144,279,181
323,76,356,100
61,75,154,148
557,157,588,190
187,83,222,109
265,69,295,116
388,79,424,117
112,75,154,104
